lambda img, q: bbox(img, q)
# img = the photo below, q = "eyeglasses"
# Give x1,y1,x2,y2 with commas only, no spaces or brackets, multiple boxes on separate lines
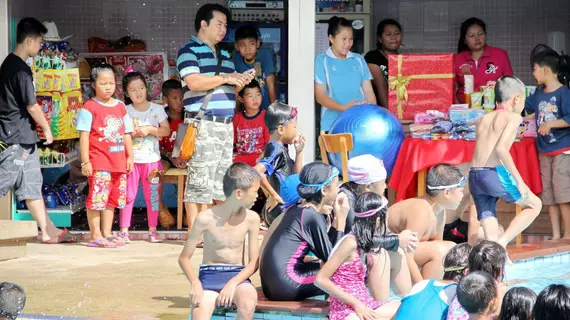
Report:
427,176,467,190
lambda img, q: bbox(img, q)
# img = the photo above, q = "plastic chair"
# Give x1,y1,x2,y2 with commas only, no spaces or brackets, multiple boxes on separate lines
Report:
317,131,353,183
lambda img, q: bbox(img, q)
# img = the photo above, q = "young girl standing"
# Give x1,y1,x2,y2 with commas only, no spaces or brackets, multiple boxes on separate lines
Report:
77,63,134,248
119,72,169,243
315,192,401,320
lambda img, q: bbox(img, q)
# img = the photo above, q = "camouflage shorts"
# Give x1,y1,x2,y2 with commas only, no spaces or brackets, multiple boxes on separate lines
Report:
184,120,233,204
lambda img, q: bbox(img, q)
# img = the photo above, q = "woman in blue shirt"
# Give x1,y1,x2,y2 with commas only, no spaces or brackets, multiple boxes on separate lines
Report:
314,16,376,132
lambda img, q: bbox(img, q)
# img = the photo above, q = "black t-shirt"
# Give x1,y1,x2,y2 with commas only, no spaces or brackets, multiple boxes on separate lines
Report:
258,141,294,194
0,53,39,145
364,49,389,82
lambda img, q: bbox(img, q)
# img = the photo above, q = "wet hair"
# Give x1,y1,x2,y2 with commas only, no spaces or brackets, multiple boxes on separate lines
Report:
443,242,472,282
468,240,507,281
457,17,487,53
425,163,464,197
328,16,352,37
499,287,537,320
352,192,388,254
533,284,570,320
495,76,525,104
0,282,26,320
457,271,497,315
298,162,336,204
16,17,47,44
194,4,231,33
376,19,402,49
162,79,182,97
222,162,261,197
122,72,148,105
235,24,259,42
265,100,295,132
237,79,262,113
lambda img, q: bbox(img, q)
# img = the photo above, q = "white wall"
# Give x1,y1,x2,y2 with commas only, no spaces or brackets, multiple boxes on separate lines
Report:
0,0,9,60
288,0,316,163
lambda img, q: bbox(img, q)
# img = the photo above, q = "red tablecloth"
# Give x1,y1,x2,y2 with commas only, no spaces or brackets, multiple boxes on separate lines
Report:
389,137,542,202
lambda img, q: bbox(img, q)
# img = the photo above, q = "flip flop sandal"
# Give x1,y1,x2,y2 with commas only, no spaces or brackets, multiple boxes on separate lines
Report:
106,236,126,246
87,239,117,248
42,228,80,244
118,232,131,243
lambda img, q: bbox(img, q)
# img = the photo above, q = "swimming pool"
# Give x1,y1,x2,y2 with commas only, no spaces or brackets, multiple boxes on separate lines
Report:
505,251,570,293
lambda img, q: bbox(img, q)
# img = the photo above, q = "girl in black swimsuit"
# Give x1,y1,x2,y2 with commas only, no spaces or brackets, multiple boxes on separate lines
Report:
260,162,349,301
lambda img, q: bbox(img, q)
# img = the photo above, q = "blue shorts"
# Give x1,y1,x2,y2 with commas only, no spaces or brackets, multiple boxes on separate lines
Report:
469,165,522,220
198,265,252,292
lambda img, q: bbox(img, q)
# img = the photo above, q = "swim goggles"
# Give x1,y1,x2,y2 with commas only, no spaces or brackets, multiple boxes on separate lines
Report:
444,264,467,272
426,176,467,190
300,166,339,191
268,107,298,131
354,197,389,218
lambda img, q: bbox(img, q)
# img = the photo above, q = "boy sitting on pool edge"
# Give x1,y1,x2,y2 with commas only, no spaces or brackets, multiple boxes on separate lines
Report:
178,163,261,320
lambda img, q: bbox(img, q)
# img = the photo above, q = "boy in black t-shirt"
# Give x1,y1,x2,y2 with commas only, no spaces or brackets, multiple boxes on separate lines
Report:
0,17,78,243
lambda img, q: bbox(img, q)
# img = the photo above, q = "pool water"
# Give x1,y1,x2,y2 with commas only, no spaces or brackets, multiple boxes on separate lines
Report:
505,252,570,293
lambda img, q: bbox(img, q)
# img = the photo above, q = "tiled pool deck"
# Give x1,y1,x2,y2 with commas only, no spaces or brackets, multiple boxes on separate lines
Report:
18,238,570,320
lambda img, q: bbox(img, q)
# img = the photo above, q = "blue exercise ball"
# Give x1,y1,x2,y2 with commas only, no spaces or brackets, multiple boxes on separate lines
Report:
328,104,405,177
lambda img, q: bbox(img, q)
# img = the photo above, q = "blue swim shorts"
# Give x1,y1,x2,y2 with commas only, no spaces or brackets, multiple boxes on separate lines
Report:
198,265,252,292
468,165,522,221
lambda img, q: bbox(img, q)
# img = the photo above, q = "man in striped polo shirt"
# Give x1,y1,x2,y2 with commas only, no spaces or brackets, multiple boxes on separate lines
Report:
177,4,253,232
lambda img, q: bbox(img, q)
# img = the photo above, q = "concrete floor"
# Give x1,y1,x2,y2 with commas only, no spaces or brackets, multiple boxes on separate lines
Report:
0,241,261,320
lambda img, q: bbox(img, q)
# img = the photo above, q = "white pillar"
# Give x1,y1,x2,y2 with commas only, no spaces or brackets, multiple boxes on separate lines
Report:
288,0,316,163
0,0,9,61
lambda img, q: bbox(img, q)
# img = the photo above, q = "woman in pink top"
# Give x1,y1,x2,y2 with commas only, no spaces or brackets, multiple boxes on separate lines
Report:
454,17,513,104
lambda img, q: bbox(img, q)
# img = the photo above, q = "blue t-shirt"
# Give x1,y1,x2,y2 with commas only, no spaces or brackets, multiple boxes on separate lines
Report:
233,47,276,109
524,85,570,154
314,48,373,131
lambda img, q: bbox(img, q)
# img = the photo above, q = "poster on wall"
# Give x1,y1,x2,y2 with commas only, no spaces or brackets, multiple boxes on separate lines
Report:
78,52,168,102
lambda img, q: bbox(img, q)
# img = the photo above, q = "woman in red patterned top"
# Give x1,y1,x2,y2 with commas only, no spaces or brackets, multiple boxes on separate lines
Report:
233,79,270,167
76,63,134,248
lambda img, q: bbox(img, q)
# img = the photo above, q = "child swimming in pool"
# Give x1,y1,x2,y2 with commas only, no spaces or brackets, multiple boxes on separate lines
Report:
447,240,509,319
533,284,570,320
470,76,542,248
178,163,261,320
498,287,536,320
394,243,471,320
456,271,500,320
315,192,401,320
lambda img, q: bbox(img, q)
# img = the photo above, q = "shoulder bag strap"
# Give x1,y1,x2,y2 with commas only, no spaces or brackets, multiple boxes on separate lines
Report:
195,49,224,120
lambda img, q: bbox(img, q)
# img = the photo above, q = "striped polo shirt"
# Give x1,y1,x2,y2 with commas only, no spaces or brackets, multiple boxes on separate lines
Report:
176,35,236,117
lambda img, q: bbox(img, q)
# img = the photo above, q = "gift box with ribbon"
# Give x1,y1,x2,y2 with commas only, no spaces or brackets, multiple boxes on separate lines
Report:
388,54,454,120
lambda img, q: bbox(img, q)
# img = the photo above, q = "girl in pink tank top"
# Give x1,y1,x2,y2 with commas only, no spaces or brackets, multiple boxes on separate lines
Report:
314,192,401,320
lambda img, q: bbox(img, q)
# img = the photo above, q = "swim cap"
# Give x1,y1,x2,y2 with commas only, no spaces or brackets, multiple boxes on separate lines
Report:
280,174,301,209
347,155,387,185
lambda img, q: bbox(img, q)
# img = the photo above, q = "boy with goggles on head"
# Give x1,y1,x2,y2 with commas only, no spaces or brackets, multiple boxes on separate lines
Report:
387,164,464,285
254,101,305,225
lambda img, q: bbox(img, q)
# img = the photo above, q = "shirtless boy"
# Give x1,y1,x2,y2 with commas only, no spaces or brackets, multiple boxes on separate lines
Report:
387,164,463,284
469,76,542,248
178,162,261,320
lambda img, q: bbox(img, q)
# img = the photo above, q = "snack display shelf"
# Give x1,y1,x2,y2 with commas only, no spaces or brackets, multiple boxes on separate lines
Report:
39,149,78,168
